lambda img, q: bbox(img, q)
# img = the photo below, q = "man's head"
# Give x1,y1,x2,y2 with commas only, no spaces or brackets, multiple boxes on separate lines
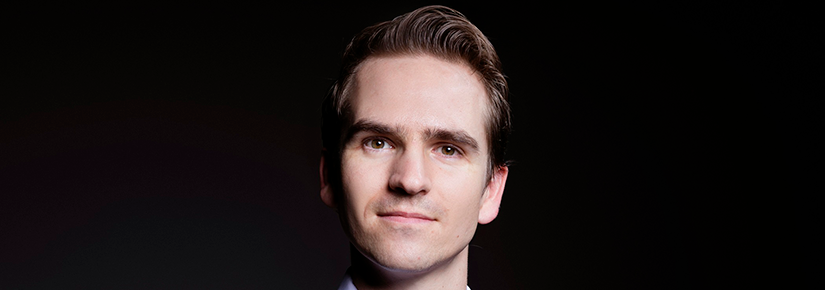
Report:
322,5,510,175
320,5,510,273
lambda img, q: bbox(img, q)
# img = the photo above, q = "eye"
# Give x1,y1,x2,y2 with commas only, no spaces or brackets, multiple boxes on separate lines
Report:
367,139,390,149
440,145,458,156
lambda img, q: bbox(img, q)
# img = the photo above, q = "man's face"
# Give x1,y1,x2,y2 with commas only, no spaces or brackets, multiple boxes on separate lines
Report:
321,54,508,272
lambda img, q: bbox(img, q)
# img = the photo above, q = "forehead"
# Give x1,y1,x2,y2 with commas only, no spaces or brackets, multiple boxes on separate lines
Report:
351,55,489,145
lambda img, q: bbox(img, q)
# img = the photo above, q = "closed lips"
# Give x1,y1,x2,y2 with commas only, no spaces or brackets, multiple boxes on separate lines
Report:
378,211,435,221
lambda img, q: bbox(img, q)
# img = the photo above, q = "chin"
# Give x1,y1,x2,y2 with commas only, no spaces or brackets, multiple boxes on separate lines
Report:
358,239,452,273
372,253,439,273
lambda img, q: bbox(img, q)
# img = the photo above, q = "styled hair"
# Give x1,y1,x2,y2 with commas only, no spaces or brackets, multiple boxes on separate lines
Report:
322,5,511,175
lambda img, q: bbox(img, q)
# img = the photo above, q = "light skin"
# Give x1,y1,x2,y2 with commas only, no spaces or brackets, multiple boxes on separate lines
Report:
320,54,508,290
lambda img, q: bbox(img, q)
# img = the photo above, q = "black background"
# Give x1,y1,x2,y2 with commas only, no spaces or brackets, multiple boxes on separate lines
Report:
1,2,811,289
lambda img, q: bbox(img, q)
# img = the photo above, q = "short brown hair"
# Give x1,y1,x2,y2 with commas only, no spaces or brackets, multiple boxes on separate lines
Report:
322,5,511,174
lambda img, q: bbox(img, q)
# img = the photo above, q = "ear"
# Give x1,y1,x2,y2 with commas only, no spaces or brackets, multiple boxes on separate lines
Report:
478,166,508,224
319,153,336,209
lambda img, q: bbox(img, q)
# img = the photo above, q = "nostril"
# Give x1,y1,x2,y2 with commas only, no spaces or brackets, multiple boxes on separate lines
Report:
387,150,431,195
388,171,429,196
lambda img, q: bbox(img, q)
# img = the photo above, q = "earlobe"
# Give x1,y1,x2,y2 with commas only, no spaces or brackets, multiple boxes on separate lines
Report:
319,153,336,209
478,166,508,224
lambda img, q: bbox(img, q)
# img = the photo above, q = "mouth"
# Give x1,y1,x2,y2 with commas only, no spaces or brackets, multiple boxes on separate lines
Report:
377,211,436,224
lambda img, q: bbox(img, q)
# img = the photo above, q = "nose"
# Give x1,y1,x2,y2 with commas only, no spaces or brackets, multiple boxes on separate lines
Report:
388,148,431,195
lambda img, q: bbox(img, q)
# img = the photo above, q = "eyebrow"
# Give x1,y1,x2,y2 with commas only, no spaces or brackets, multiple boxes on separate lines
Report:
346,120,396,138
346,119,480,152
424,127,480,152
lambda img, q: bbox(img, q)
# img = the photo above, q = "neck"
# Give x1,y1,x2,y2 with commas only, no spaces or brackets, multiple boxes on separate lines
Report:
349,244,469,290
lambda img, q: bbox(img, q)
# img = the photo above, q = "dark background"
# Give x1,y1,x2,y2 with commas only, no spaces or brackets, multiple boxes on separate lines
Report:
1,2,809,289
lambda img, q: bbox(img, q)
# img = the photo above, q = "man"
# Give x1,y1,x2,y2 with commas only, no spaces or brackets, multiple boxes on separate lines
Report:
320,5,511,290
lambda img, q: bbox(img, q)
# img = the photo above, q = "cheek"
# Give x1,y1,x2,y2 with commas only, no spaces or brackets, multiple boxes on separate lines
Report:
434,163,488,217
341,153,387,217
